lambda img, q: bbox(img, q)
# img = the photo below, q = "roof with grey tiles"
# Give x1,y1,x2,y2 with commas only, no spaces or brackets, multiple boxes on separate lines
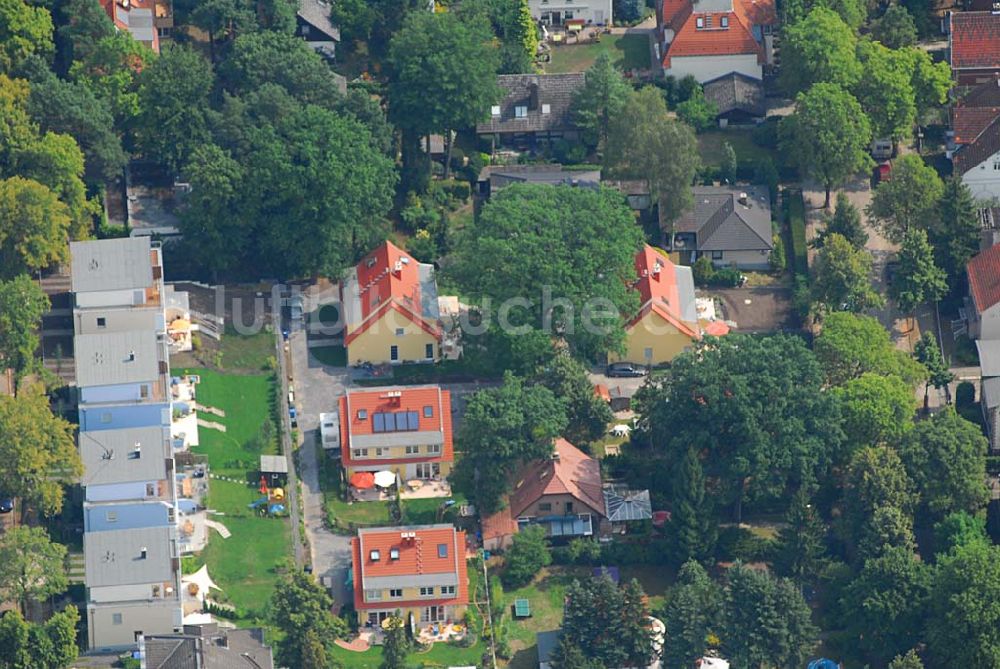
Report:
675,185,772,252
476,73,586,135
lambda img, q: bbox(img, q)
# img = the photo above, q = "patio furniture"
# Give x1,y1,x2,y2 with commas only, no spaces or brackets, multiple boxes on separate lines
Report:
407,479,423,491
513,598,531,618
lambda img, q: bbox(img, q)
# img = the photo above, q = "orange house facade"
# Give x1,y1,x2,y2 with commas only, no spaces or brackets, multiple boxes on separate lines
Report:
339,386,454,481
351,524,468,627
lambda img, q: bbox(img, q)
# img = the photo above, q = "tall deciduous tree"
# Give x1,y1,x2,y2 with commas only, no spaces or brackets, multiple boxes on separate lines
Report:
813,312,926,387
906,47,952,121
0,526,67,613
933,510,989,556
69,31,152,126
502,525,551,588
452,373,567,514
572,52,633,149
462,0,537,74
450,184,642,360
866,154,944,243
874,5,918,48
388,11,500,177
890,229,948,316
27,72,126,183
842,446,916,550
833,373,915,447
780,8,860,95
135,45,214,171
724,565,818,669
218,30,345,106
270,562,348,668
0,274,49,376
638,334,843,521
841,545,932,664
605,86,700,224
0,385,80,514
0,0,53,74
0,176,70,278
780,83,872,207
811,232,884,312
0,605,79,669
854,40,917,144
899,407,989,521
927,542,1000,667
533,353,613,446
890,650,925,669
662,561,723,668
857,504,916,561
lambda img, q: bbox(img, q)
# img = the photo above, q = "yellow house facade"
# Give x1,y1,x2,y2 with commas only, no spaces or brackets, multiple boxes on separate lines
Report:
341,240,442,366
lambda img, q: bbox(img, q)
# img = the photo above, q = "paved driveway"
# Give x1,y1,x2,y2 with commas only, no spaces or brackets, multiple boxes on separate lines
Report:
289,328,353,610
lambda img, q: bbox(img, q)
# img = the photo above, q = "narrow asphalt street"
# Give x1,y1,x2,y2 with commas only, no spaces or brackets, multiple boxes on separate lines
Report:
289,325,353,610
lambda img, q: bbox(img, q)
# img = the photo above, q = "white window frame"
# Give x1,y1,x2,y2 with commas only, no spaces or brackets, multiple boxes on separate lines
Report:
491,105,501,116
515,106,528,118
365,589,382,601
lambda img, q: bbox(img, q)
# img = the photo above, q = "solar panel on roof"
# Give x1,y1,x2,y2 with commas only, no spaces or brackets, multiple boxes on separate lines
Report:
407,411,419,430
373,413,385,432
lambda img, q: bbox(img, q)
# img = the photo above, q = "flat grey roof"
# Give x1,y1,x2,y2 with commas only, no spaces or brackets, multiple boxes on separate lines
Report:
71,237,154,293
84,526,175,587
260,455,288,474
75,331,160,387
80,427,170,486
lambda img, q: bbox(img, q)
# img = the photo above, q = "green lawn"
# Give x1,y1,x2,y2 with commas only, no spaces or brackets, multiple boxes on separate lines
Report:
220,326,275,371
195,479,292,616
179,368,278,477
697,130,764,165
546,33,650,74
178,365,291,624
329,637,487,668
310,344,347,367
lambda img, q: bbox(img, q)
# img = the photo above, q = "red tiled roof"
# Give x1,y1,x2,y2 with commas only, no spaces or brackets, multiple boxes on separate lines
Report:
952,77,1000,144
954,114,1000,174
481,508,519,542
352,526,468,611
594,384,611,403
660,0,775,67
628,245,699,337
508,439,606,519
967,243,1000,313
344,241,441,346
339,386,453,467
950,12,1000,71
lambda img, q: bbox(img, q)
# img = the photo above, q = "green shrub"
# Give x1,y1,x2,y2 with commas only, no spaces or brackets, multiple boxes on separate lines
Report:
785,189,808,276
715,526,774,562
553,140,588,164
769,234,786,271
693,256,716,286
956,381,976,409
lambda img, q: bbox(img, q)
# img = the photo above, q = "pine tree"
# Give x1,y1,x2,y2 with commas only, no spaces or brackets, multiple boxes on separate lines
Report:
381,616,410,669
300,629,327,669
620,579,653,668
815,192,868,249
663,561,723,668
667,447,715,566
913,331,953,408
772,488,826,584
890,228,947,317
930,177,979,286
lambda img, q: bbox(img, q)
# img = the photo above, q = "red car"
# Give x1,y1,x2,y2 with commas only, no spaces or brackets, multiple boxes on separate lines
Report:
873,161,892,186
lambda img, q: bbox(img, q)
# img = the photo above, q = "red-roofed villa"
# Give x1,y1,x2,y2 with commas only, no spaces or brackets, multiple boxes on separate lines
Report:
967,243,1000,340
949,12,1000,86
656,0,776,82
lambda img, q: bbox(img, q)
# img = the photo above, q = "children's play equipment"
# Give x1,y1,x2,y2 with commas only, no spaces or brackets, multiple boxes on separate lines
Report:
248,476,287,516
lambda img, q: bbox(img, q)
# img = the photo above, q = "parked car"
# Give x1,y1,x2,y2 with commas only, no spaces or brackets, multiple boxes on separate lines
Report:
0,498,14,514
606,362,648,378
873,161,892,186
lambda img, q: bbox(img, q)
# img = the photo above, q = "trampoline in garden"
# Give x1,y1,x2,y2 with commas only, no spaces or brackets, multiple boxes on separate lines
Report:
513,598,531,618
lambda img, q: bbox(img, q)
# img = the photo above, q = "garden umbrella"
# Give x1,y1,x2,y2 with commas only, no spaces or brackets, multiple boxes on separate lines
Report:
374,470,396,488
350,471,375,489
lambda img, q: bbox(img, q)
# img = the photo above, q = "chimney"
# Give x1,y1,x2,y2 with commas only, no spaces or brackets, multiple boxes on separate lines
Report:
528,81,540,111
652,261,662,279
140,546,148,560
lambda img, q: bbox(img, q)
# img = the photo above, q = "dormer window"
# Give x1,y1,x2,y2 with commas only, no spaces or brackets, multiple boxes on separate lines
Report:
542,104,551,115
370,549,380,561
358,409,367,420
515,105,528,118
696,16,704,28
390,548,400,560
491,105,501,117
721,16,728,27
